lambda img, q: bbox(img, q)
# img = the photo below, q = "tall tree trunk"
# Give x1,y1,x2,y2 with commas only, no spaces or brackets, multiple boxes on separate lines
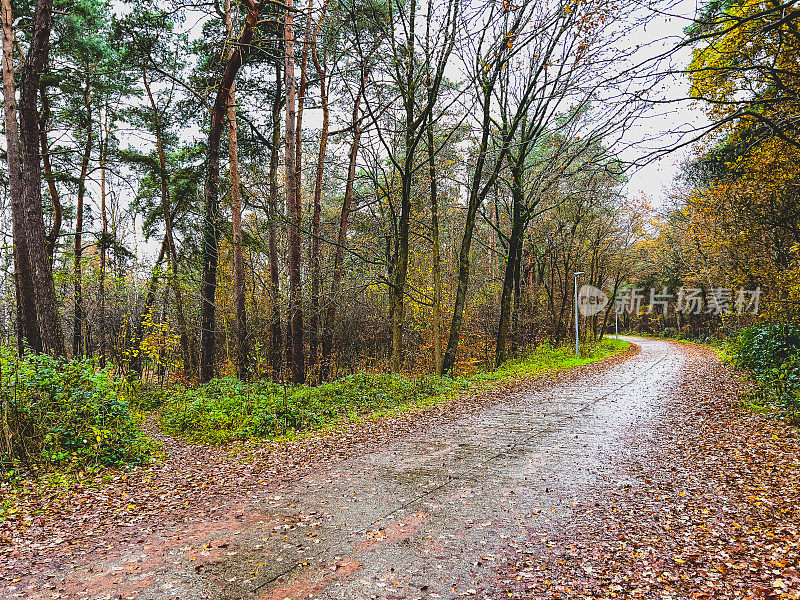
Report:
308,0,329,368
496,223,522,367
511,235,522,353
284,0,305,383
267,63,283,378
440,62,524,374
225,0,250,380
496,166,524,367
289,0,312,378
389,0,419,375
294,0,310,211
427,108,442,374
198,0,260,383
18,0,64,357
599,274,621,340
440,146,490,374
39,84,61,259
440,161,490,374
142,67,192,375
2,0,40,354
98,122,108,367
320,82,363,380
71,83,92,359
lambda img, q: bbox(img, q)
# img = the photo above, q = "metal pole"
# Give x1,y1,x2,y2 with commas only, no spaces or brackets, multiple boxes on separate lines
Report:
574,272,584,357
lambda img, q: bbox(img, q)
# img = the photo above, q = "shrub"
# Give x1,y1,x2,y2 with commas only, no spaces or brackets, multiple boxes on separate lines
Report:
731,323,800,371
0,349,153,477
731,323,800,423
159,372,466,444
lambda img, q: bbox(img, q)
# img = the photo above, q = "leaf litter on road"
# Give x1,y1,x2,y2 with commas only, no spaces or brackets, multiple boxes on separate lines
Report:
1,345,637,597
499,343,800,600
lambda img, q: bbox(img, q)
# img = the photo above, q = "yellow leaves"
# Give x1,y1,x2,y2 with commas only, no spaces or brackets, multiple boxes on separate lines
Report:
678,131,800,321
688,0,800,120
139,309,181,369
504,31,517,50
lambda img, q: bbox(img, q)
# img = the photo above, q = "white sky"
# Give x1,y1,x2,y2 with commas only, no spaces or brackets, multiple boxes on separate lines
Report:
618,0,708,207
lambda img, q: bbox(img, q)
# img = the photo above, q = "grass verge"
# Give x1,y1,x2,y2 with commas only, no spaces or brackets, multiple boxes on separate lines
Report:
159,337,630,445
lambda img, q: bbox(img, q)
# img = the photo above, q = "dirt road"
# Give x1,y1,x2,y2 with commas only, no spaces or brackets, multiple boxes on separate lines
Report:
6,338,696,599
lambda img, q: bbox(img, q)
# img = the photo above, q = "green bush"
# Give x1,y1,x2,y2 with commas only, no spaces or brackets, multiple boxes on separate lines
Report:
731,323,800,372
731,323,800,423
0,349,153,477
159,372,467,444
160,338,628,445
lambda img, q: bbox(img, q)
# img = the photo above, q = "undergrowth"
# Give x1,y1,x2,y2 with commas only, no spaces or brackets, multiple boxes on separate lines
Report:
729,323,800,424
158,373,467,444
159,337,629,445
0,337,629,485
0,349,154,481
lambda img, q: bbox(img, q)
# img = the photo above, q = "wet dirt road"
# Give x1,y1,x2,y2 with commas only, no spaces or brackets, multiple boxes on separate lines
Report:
13,338,688,600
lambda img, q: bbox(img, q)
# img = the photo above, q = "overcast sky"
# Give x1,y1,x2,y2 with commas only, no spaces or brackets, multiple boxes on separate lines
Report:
619,0,708,208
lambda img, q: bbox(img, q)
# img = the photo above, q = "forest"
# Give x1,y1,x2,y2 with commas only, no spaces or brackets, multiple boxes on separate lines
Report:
3,0,800,597
1,0,799,458
1,0,652,383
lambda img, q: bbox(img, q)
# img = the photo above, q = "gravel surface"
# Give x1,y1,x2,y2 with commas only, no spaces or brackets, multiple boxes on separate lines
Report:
499,340,800,600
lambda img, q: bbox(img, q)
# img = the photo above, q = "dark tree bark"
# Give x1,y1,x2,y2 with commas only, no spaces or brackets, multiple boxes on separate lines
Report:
225,0,250,380
496,183,523,367
38,84,61,260
18,0,64,357
267,63,283,378
440,82,496,375
495,133,537,366
98,128,108,367
511,235,523,353
308,0,330,368
71,82,92,359
388,0,418,374
427,109,442,373
284,0,305,384
2,0,41,354
198,0,260,383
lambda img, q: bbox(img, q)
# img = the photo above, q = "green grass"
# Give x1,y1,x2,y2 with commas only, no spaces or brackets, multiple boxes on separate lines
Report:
159,337,630,445
479,337,629,382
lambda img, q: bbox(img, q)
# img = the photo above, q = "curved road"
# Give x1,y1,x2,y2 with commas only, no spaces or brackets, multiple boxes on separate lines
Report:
208,337,684,599
17,337,689,600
